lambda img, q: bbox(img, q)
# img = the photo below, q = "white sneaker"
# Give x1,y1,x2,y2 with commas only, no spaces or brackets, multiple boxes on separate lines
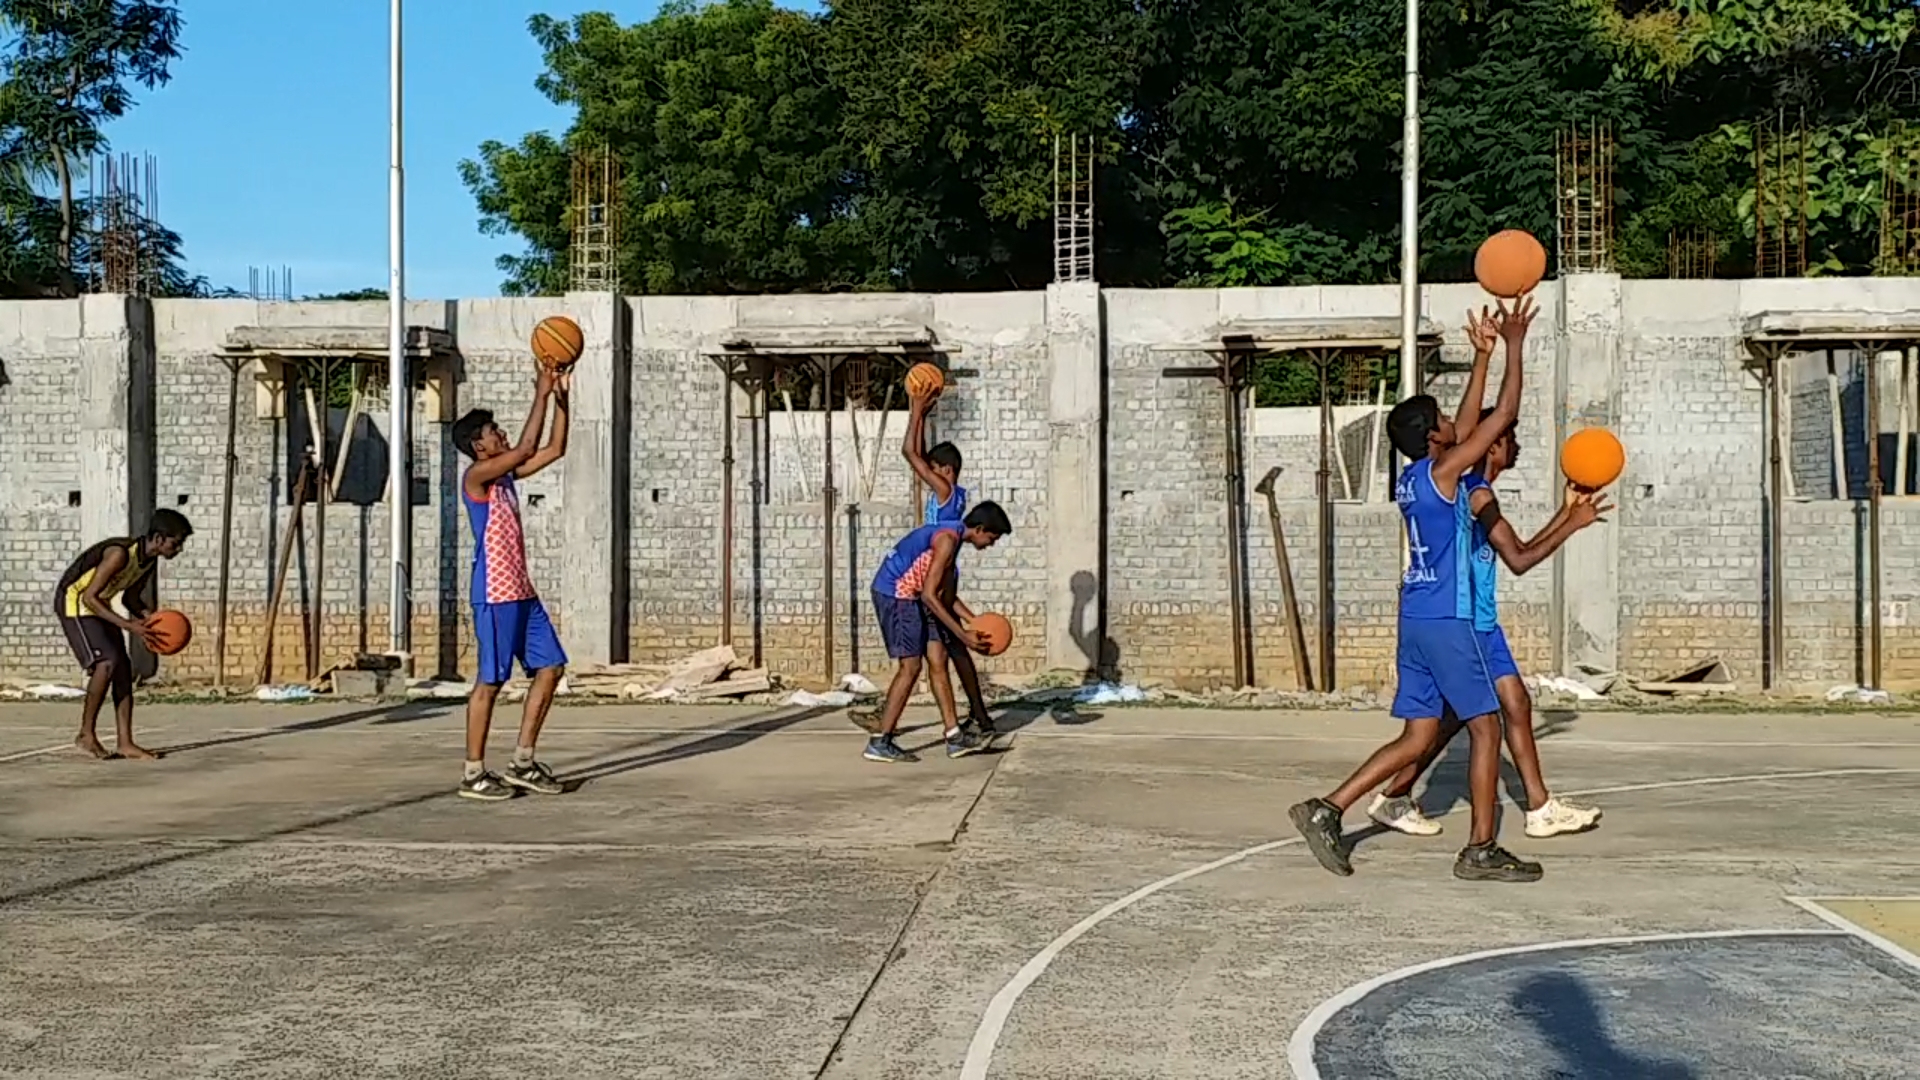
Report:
1524,795,1601,838
1367,792,1444,836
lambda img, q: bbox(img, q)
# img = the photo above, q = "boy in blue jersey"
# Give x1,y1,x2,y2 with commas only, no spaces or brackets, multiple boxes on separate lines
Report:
1368,395,1609,839
864,501,1012,763
1289,297,1551,882
851,383,997,736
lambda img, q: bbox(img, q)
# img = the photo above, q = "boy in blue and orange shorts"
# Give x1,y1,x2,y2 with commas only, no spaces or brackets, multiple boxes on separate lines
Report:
863,501,1011,763
449,364,571,801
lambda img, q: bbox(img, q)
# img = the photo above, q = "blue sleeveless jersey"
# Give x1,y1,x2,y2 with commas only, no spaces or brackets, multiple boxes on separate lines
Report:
1461,471,1499,631
925,483,968,525
873,522,961,599
1396,459,1474,620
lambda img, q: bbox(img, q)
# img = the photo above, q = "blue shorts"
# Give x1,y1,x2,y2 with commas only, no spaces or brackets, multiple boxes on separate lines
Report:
874,590,929,660
1481,625,1520,682
473,598,568,685
1391,616,1501,722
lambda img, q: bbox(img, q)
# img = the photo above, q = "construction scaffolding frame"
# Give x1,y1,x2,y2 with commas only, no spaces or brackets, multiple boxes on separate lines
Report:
86,152,160,295
570,145,622,294
1742,312,1920,693
1668,228,1718,279
1879,121,1920,276
1555,122,1615,273
1755,111,1810,278
1053,133,1094,283
704,327,966,685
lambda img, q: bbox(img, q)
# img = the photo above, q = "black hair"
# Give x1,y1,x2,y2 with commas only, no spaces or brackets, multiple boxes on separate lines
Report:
1387,395,1442,460
964,500,1012,536
147,508,193,540
927,441,962,474
1478,405,1517,442
451,408,495,460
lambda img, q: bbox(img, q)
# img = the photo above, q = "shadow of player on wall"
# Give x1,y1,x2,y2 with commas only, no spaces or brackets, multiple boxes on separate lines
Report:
1069,570,1121,682
1512,972,1697,1079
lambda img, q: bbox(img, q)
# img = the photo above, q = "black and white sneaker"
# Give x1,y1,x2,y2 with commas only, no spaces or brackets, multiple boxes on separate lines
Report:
502,759,564,795
458,771,518,801
964,712,998,739
1453,842,1544,882
1288,798,1354,876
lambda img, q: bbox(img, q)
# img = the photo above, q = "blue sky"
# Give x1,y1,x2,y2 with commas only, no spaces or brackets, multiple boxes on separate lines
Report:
101,2,617,299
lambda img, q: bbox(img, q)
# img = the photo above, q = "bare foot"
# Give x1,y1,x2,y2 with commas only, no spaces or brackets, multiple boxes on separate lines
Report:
116,743,160,761
75,735,111,760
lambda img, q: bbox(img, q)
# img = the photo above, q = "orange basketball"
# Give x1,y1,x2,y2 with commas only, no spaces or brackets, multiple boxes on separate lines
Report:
1561,427,1625,490
904,362,945,399
1474,229,1548,298
970,612,1013,657
531,315,584,370
143,610,192,656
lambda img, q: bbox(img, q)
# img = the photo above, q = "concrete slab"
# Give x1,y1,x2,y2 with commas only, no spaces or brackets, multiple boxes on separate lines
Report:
3,704,1919,1079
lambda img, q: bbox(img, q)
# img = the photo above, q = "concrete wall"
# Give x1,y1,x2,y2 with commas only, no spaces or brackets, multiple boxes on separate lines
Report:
1,277,1915,692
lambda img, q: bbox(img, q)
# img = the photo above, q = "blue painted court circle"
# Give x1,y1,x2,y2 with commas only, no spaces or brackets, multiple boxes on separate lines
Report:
1303,932,1920,1079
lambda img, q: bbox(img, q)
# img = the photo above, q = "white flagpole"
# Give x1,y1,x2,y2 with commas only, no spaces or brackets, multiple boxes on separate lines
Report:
387,0,412,659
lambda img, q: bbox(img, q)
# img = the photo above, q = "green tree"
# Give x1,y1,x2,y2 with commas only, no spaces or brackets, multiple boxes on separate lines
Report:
825,0,1149,287
0,0,183,293
462,0,861,295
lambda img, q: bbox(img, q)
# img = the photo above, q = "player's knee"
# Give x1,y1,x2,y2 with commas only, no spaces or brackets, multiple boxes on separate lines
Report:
1465,710,1501,738
470,680,502,699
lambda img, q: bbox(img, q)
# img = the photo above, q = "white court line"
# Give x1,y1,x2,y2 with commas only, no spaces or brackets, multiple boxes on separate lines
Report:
0,729,168,763
0,742,78,763
158,725,1920,751
1282,929,1842,1080
958,765,1920,1080
1785,896,1920,974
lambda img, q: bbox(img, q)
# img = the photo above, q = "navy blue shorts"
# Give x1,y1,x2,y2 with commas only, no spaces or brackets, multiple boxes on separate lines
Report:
1480,625,1521,682
473,598,568,685
1391,616,1501,722
873,590,929,660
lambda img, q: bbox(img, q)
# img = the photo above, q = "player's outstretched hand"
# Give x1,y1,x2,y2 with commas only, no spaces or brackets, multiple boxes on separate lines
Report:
1496,294,1537,345
960,627,989,654
1565,486,1613,528
1465,306,1498,355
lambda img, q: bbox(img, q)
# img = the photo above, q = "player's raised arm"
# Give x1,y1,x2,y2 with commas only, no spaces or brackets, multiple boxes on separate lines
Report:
518,370,571,479
1451,307,1498,446
902,384,952,505
1435,296,1534,492
1474,484,1610,576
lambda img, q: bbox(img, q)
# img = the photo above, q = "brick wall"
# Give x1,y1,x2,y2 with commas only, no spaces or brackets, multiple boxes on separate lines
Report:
2,279,1916,692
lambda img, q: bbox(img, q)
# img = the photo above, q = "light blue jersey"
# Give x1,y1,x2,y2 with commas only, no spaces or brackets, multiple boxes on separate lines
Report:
925,483,968,525
1461,471,1499,632
1395,459,1473,621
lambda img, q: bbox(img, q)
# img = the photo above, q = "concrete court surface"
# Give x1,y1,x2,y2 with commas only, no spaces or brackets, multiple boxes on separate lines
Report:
3,700,1920,1079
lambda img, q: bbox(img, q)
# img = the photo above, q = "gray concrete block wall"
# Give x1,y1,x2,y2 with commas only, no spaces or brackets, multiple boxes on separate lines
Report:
677,291,1056,684
0,303,86,670
3,279,1916,692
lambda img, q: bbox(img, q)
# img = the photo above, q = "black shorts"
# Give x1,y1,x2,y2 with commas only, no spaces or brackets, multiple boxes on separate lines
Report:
60,614,128,672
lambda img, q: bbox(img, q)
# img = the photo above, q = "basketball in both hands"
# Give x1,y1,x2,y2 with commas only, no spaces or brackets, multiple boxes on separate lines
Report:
970,612,1012,657
532,315,584,371
143,610,193,656
905,362,945,399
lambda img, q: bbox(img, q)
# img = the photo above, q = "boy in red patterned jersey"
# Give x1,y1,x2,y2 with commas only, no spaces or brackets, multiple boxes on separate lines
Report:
449,366,570,801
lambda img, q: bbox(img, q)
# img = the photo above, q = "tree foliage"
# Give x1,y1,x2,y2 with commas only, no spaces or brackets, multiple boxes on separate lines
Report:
0,0,185,294
464,0,1920,295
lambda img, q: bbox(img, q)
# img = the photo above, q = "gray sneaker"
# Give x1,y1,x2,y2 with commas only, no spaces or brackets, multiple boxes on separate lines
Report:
458,771,517,801
501,759,564,795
